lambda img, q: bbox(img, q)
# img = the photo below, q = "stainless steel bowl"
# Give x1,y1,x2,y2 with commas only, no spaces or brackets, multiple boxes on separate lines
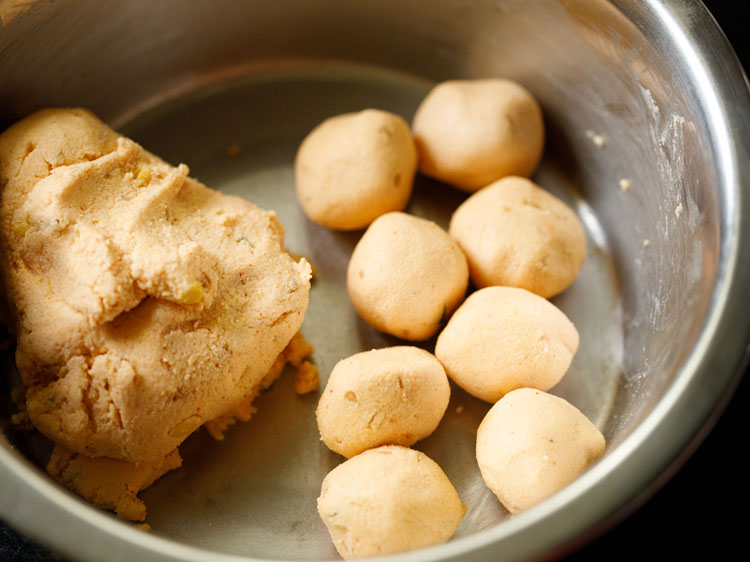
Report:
1,1,749,561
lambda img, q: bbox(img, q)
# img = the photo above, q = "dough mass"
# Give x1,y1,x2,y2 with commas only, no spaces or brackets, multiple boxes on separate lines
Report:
0,108,311,464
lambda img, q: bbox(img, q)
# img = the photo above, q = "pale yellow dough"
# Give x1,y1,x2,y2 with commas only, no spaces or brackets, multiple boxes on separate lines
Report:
203,331,314,440
316,347,450,458
347,212,469,341
449,176,586,298
42,333,310,521
412,79,544,192
0,108,311,464
435,286,578,403
295,109,417,230
317,446,465,559
46,446,182,522
475,388,605,513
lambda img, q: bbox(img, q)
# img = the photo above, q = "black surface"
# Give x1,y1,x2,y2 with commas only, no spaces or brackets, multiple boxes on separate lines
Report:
2,1,749,561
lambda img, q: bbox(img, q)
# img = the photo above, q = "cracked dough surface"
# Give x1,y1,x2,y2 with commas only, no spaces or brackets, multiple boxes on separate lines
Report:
0,108,311,463
46,446,183,522
42,332,312,521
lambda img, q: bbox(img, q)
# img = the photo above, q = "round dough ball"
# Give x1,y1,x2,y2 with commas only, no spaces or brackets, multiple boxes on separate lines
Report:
449,176,586,298
317,446,465,559
295,109,417,230
435,286,578,403
316,346,450,458
476,388,605,513
412,79,544,192
347,212,469,341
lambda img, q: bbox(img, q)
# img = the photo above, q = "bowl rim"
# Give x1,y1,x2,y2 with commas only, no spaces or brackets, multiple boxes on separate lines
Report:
2,1,749,561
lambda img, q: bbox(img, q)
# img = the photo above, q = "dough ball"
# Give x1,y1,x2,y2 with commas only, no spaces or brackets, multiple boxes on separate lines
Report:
295,109,417,230
435,287,578,403
412,79,544,192
316,347,450,458
476,388,605,513
449,176,586,298
317,446,465,559
347,212,469,341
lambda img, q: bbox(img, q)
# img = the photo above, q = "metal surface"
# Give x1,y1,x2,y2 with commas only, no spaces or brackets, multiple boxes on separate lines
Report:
0,1,748,561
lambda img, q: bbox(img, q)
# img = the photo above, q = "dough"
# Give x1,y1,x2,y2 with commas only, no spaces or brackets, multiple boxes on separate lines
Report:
0,108,311,463
475,388,605,513
412,79,544,192
435,286,578,403
46,446,182,521
317,445,465,559
316,346,450,458
449,176,586,298
295,109,417,230
203,331,314,440
42,332,310,521
347,212,469,341
294,360,319,395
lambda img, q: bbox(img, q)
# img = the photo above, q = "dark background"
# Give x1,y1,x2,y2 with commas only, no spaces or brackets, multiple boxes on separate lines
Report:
2,1,749,560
